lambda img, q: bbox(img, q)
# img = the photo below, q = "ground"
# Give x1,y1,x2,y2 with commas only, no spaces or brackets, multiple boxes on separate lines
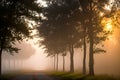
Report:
0,71,55,80
0,71,120,80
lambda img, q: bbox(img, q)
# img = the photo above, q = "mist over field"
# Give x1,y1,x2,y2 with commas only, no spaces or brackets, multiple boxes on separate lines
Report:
1,1,120,80
1,29,120,76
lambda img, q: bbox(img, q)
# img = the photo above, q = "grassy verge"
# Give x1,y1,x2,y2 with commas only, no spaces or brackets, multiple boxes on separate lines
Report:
0,71,27,80
0,74,18,80
48,72,119,80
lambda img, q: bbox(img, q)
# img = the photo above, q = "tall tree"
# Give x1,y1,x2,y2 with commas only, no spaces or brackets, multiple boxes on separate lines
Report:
38,0,81,72
0,0,41,75
78,0,112,75
83,25,87,74
62,51,67,72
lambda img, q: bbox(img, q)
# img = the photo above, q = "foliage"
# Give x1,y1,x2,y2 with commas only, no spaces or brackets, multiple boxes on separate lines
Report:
38,0,120,75
0,0,41,54
0,0,41,75
38,0,81,56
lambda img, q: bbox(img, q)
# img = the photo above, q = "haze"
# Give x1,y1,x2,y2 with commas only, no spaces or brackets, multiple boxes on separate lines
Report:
1,0,120,79
1,28,120,76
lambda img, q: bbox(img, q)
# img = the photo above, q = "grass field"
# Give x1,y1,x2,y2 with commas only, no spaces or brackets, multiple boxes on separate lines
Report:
48,72,120,80
0,71,120,80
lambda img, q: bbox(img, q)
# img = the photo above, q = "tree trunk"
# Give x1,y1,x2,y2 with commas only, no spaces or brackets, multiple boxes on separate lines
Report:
63,55,65,72
0,39,4,75
0,46,3,75
69,44,74,72
14,59,15,71
56,54,59,72
89,29,94,76
83,27,86,75
0,37,5,75
0,51,2,75
9,59,11,71
22,60,24,69
53,55,56,71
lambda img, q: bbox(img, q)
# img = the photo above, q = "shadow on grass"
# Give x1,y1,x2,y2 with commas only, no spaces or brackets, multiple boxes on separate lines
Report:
48,72,119,80
84,75,117,80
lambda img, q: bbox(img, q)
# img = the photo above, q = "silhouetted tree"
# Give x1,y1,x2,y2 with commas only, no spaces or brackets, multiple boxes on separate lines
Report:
38,0,81,72
0,0,41,75
39,0,115,75
78,0,113,76
62,51,67,72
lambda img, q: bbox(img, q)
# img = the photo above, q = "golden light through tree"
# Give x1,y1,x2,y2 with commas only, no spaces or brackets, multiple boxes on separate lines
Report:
101,18,113,31
1,0,120,78
105,19,113,31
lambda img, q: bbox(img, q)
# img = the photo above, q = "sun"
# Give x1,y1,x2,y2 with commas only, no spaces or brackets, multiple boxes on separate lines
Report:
101,18,113,31
105,22,113,31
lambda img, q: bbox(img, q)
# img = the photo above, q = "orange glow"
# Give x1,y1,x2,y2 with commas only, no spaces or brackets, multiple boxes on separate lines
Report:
105,22,113,31
101,18,113,31
99,12,104,17
104,5,111,11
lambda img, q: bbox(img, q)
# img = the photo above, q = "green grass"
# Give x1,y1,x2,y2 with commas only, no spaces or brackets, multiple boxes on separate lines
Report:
48,72,119,80
60,73,83,80
84,75,116,80
1,71,120,80
48,72,85,80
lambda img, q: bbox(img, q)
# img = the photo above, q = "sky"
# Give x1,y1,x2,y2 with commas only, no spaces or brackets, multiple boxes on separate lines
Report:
1,0,120,76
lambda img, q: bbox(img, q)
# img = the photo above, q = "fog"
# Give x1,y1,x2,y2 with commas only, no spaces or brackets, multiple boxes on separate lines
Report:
2,29,120,76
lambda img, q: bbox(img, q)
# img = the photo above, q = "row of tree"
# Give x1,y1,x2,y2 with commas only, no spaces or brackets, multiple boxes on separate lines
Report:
37,0,120,76
0,0,41,75
0,0,119,76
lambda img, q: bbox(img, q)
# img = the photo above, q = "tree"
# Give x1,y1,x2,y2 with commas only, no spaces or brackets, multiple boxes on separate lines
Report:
0,0,41,75
62,51,67,72
78,0,112,76
38,0,81,72
39,0,113,75
43,40,64,71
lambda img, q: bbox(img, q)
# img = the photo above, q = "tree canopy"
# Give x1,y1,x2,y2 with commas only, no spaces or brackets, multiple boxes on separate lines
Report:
0,0,41,75
0,0,41,54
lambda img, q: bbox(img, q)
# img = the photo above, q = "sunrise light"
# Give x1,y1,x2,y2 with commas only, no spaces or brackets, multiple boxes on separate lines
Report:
101,18,113,31
105,21,113,31
1,0,120,79
99,12,104,17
